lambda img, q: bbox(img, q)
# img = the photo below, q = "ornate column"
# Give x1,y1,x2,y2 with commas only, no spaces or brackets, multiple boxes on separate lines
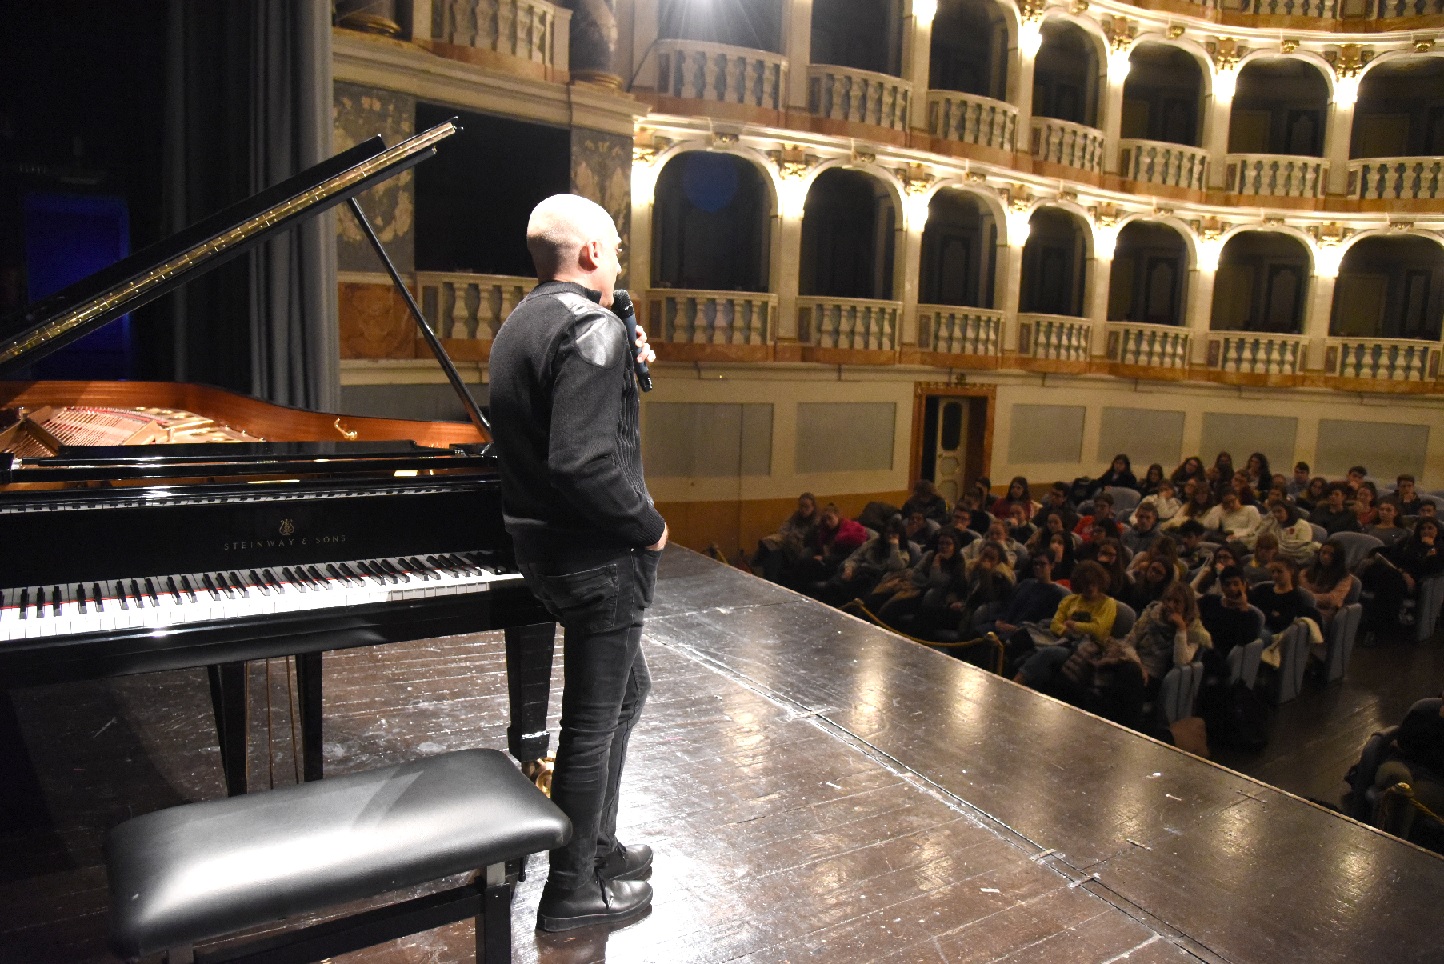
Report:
1010,0,1043,142
905,0,936,134
1100,18,1136,176
1303,226,1347,371
1324,45,1365,197
1203,39,1242,191
1186,220,1225,365
772,148,814,354
567,0,621,85
782,0,814,111
898,167,935,350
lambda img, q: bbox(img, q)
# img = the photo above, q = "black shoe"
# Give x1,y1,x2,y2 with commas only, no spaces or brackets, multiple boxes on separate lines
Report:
537,877,652,932
597,843,653,881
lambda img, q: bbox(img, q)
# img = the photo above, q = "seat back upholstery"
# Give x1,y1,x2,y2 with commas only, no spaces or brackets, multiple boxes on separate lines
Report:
1105,486,1141,513
1158,662,1204,724
1326,601,1363,681
1111,601,1137,640
1333,532,1384,573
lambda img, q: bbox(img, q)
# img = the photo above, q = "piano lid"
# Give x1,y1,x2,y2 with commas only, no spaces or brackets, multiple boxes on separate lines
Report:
0,120,461,377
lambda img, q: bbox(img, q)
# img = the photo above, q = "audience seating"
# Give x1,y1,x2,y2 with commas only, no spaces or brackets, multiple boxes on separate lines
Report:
1310,523,1328,544
1271,622,1313,704
1158,661,1205,725
1323,578,1364,683
1104,487,1141,513
1332,532,1384,572
105,749,570,964
1227,638,1265,689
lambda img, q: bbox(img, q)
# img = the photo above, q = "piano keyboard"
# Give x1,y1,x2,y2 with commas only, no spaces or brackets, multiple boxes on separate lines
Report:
0,553,523,640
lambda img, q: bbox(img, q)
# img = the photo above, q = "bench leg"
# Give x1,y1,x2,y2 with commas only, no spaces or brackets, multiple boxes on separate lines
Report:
295,652,324,783
479,862,513,964
504,622,556,766
207,663,248,796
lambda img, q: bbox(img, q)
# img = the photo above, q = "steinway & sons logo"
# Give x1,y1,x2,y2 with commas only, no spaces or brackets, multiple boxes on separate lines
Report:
222,517,348,552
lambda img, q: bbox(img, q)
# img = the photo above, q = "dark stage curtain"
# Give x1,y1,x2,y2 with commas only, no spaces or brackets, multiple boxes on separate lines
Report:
164,0,338,411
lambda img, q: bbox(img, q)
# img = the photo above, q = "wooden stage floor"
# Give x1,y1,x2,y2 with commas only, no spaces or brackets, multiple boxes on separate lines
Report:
2,548,1442,963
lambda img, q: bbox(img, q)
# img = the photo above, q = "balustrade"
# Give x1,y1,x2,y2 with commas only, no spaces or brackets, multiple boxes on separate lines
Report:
797,297,899,351
1030,118,1105,174
654,40,786,110
647,290,775,346
430,0,566,64
1327,338,1440,382
1228,0,1337,13
416,272,531,343
917,306,1005,356
1117,139,1209,192
1374,0,1444,16
926,91,1016,152
1018,314,1092,361
1206,332,1307,375
1107,323,1190,368
1348,158,1444,201
807,66,911,131
1225,155,1327,199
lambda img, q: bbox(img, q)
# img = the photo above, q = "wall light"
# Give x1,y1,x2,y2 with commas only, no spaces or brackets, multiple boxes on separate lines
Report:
1196,236,1223,272
1093,224,1121,259
1213,67,1237,103
1006,208,1033,246
1334,75,1360,108
1108,50,1132,84
777,176,810,219
1019,20,1044,59
913,0,939,27
1313,240,1346,279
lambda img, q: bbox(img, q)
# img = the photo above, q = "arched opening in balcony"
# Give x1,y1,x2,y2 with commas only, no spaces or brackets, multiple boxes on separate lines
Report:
1331,235,1444,341
1352,57,1444,159
919,189,998,308
652,151,772,292
929,0,1008,100
1033,21,1101,128
799,167,898,300
1229,57,1329,158
658,0,783,51
1108,221,1189,326
1210,231,1310,334
1019,206,1088,318
1121,43,1204,146
811,0,903,76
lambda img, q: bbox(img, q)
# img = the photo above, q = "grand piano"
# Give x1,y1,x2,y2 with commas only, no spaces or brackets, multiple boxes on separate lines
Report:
0,121,555,824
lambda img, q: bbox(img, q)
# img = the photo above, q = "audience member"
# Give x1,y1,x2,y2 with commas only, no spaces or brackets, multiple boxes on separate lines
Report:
964,519,1025,569
1248,557,1321,635
1163,484,1215,530
992,476,1036,520
952,494,991,536
1192,544,1242,597
1008,561,1118,683
1300,539,1353,628
1125,553,1177,612
1365,501,1409,549
1140,479,1182,521
792,503,868,587
1138,462,1166,497
1390,474,1424,517
903,508,940,552
1229,471,1260,506
1122,502,1163,556
1243,533,1279,585
1091,454,1139,494
1039,481,1080,531
1174,520,1216,573
1297,476,1329,513
817,515,913,606
872,528,965,631
1073,492,1119,535
1359,518,1444,636
1125,582,1211,694
1171,456,1207,489
984,553,1066,639
1243,452,1272,495
752,492,821,583
1354,482,1380,528
900,478,949,525
1198,566,1265,663
1201,489,1262,548
1344,465,1369,499
1256,500,1319,564
942,542,1016,640
1312,483,1363,535
1286,462,1312,499
1006,502,1036,545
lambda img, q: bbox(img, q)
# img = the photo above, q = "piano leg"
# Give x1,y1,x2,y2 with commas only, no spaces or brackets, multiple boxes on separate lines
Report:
208,663,249,796
0,688,49,829
504,622,557,767
296,652,324,783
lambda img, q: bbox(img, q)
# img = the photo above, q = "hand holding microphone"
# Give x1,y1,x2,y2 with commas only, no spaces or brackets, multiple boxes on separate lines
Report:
610,289,653,392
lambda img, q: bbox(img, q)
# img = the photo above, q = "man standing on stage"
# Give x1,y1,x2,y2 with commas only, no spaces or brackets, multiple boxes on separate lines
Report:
488,194,666,932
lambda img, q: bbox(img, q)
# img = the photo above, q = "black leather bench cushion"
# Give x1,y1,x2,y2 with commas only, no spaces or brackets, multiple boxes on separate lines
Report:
106,749,570,958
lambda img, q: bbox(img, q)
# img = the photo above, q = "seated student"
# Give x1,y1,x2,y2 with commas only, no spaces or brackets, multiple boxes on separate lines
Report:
1074,492,1119,536
1256,499,1319,564
1007,560,1117,683
1026,510,1070,555
1170,456,1208,490
1162,484,1214,530
902,508,940,552
752,492,821,582
1311,483,1363,535
1191,544,1243,598
1125,552,1177,612
1344,465,1369,500
1248,557,1322,636
1199,566,1266,664
1365,500,1410,550
1242,533,1280,585
791,502,869,587
952,494,991,537
1354,482,1380,529
1173,519,1216,574
1038,481,1081,531
1140,478,1182,521
1006,502,1037,545
1390,474,1424,518
1077,518,1122,558
981,552,1068,639
817,515,913,606
1242,452,1272,496
1359,517,1444,636
964,519,1026,569
900,478,950,525
871,528,966,631
1418,500,1439,527
1362,698,1444,844
1138,462,1166,498
1201,489,1262,548
1228,471,1261,507
1286,461,1312,499
991,476,1036,520
1083,537,1128,598
1296,476,1329,513
1040,529,1078,583
1300,539,1353,628
938,541,1015,641
1123,582,1211,696
1122,502,1163,557
1090,454,1139,495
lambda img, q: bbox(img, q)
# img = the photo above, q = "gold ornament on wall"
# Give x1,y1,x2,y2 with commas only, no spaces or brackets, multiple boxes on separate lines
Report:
1210,38,1241,72
900,164,935,195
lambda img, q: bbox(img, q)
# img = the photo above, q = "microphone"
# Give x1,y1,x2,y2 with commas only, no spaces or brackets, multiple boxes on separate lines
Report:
610,289,652,392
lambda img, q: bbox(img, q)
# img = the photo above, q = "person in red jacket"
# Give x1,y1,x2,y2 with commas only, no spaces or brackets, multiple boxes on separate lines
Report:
792,503,868,587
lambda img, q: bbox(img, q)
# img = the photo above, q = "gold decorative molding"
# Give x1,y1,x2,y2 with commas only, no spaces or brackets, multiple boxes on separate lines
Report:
1415,34,1435,52
1104,16,1136,54
853,150,878,165
712,131,739,148
1309,222,1349,245
1210,38,1242,72
632,134,672,165
1018,0,1046,23
1281,38,1299,54
1326,43,1369,79
900,163,935,195
1167,24,1185,39
1198,216,1226,240
1092,203,1122,227
772,144,813,179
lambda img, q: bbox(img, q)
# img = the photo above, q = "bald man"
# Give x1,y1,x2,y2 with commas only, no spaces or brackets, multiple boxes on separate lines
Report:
488,194,665,932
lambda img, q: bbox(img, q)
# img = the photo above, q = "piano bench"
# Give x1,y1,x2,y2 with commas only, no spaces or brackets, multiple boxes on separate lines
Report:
104,749,570,964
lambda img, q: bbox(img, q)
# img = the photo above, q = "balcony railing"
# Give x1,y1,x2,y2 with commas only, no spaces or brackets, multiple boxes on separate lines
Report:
1017,314,1092,361
1375,0,1444,16
1117,139,1209,192
1107,322,1190,368
1229,0,1337,13
1030,117,1105,174
1225,154,1327,199
797,297,899,351
917,306,1005,356
416,271,531,343
647,289,776,346
926,91,1016,152
654,40,786,111
1327,338,1440,382
807,66,911,131
1206,331,1308,375
1348,158,1444,201
430,0,567,65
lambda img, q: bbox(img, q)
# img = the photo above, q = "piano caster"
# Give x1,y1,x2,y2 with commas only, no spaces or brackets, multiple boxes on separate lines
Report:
521,755,555,797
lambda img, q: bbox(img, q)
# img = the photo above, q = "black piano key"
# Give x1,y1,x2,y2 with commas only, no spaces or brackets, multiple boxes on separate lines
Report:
338,562,362,583
166,576,182,603
51,586,63,616
325,564,351,587
77,583,88,614
229,572,250,598
281,567,304,591
19,587,30,619
92,583,104,611
144,578,160,605
202,573,222,600
304,566,329,586
129,579,147,608
179,575,197,601
358,560,391,585
250,570,271,595
407,557,439,581
379,560,409,582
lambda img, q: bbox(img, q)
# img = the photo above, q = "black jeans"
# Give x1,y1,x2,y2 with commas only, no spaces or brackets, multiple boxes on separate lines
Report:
518,547,660,890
